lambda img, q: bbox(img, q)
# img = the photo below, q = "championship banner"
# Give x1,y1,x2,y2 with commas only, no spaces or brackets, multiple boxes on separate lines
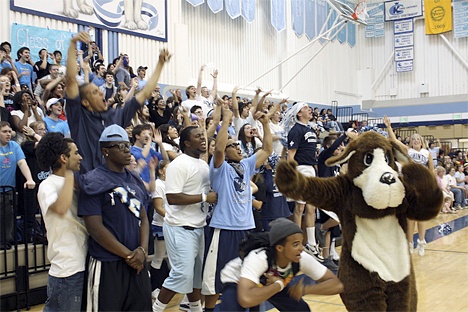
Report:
384,0,423,21
424,0,453,34
271,0,286,32
207,0,224,13
305,0,317,39
454,0,468,38
186,0,204,6
292,0,305,37
366,2,385,38
225,0,241,19
242,0,256,22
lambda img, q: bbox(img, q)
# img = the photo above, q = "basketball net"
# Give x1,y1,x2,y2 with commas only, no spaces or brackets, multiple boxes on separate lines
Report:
352,0,368,21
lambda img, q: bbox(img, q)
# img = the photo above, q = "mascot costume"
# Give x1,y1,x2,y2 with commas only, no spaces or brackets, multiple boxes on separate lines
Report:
276,131,443,311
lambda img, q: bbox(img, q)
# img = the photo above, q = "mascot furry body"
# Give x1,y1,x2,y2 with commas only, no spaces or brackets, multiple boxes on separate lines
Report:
276,131,443,311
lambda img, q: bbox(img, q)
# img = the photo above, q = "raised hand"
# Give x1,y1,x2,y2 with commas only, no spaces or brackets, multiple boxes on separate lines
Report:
159,49,172,63
211,69,218,79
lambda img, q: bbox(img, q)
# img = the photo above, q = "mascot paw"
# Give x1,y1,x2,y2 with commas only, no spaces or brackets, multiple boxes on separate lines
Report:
275,160,303,200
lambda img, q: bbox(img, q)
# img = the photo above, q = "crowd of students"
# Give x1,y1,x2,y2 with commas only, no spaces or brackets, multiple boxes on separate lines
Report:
1,31,467,311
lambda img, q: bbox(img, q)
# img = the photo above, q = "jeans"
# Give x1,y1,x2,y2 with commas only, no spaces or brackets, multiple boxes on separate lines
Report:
44,271,85,312
450,188,465,206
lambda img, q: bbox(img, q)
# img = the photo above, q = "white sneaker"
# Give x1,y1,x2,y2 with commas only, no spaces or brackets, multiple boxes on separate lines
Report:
304,243,324,262
151,288,160,301
408,242,414,254
417,239,427,256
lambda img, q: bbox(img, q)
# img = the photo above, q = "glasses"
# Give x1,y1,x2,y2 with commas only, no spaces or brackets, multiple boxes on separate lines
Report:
106,142,130,152
225,142,240,150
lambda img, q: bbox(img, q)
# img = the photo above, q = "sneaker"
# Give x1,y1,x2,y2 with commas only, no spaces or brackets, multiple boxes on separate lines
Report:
304,243,324,262
322,258,339,271
408,242,414,254
151,288,160,301
417,239,426,256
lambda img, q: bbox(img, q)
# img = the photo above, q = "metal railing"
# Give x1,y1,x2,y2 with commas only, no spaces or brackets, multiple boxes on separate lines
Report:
1,186,49,311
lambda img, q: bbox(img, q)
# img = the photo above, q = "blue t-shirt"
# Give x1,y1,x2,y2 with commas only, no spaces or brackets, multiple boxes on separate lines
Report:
209,154,257,230
92,76,105,87
78,165,148,261
287,122,318,166
65,96,141,174
0,60,12,72
1,141,25,190
43,116,71,137
14,61,34,90
130,145,163,183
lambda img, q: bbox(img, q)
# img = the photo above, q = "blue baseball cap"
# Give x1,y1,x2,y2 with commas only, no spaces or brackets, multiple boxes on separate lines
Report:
99,124,129,142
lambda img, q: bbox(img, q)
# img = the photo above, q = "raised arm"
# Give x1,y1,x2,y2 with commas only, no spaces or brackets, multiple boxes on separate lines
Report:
135,50,171,105
65,31,91,99
211,69,218,101
196,65,205,96
206,101,222,138
231,85,240,118
383,115,408,153
213,103,233,168
249,88,262,115
255,112,273,168
42,76,65,103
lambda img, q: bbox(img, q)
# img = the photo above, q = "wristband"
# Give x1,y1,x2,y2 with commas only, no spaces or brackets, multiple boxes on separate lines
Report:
137,246,146,257
201,193,207,203
274,279,284,291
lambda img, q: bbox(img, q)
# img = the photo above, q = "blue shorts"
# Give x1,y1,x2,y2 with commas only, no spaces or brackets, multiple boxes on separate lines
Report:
162,223,204,294
201,228,248,295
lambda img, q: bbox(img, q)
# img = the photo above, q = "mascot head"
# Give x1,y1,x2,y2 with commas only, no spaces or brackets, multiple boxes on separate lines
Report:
327,132,410,209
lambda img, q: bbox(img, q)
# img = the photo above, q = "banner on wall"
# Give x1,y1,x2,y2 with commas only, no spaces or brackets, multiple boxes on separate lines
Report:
292,0,305,37
365,2,385,38
225,0,241,19
10,0,167,42
186,0,204,6
424,0,452,34
454,0,468,38
271,0,286,31
242,0,256,22
384,0,423,21
305,0,317,39
11,24,75,64
207,0,224,13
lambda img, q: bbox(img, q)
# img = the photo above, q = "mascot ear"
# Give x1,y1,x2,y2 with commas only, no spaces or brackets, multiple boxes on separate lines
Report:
391,141,411,165
326,148,356,167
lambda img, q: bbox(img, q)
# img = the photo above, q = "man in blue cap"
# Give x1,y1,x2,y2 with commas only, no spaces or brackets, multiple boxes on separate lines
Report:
78,124,152,311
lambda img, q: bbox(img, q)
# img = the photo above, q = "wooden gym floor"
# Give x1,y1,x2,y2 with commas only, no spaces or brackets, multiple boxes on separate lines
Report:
24,209,468,312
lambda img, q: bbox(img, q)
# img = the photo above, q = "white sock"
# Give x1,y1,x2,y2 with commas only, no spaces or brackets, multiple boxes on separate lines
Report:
330,239,339,259
306,227,316,246
152,299,167,312
189,300,203,312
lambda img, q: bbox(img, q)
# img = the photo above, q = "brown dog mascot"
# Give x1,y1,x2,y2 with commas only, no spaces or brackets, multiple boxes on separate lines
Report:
276,131,443,311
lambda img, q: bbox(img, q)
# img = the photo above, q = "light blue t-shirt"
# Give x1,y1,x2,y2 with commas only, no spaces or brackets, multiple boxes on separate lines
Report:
209,154,257,230
130,145,162,183
43,117,71,137
14,61,34,90
0,141,25,190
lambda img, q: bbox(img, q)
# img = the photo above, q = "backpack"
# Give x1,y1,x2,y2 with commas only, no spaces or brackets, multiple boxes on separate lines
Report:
239,232,300,285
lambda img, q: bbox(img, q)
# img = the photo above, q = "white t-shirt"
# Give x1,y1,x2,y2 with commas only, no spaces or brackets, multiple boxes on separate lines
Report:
446,174,458,187
270,122,284,157
11,107,45,144
181,99,210,118
408,148,430,167
151,178,166,227
164,154,210,228
240,248,327,285
37,174,88,278
195,94,214,110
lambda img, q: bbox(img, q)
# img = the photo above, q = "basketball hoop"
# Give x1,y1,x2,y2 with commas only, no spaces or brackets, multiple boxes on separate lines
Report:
352,0,368,21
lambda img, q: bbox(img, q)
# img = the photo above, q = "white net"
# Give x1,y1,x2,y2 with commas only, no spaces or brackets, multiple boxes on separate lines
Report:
352,1,368,21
